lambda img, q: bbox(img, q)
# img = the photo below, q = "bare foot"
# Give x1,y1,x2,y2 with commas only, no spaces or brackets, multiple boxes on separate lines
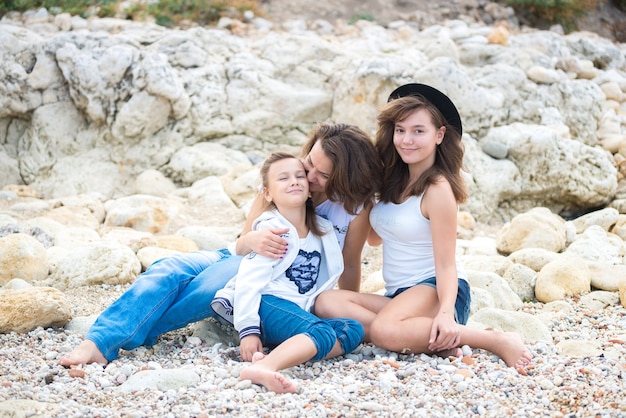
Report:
493,332,532,371
59,340,108,367
240,365,297,394
251,351,265,363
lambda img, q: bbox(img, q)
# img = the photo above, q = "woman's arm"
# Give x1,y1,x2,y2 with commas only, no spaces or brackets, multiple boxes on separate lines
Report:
337,205,372,292
235,192,288,257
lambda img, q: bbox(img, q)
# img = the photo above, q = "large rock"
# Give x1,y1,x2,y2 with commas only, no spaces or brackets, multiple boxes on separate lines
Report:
47,242,141,290
534,256,591,303
0,286,72,333
467,307,552,343
0,233,48,285
495,207,567,255
0,14,623,223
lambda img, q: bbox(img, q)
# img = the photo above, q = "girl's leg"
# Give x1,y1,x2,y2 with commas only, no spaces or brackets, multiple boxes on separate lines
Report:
239,295,362,393
456,327,532,369
370,284,531,369
60,250,228,364
324,318,364,358
143,255,243,344
313,289,388,341
239,334,315,394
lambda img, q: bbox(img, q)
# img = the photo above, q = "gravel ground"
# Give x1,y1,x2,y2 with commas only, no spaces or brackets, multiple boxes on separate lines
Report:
1,258,625,417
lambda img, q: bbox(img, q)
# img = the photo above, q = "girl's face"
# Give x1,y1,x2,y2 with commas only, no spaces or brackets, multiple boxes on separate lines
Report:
393,108,444,168
264,158,309,209
302,140,333,194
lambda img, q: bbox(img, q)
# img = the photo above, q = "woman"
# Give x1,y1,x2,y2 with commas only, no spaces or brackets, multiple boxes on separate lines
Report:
314,84,532,371
60,122,381,366
211,152,363,393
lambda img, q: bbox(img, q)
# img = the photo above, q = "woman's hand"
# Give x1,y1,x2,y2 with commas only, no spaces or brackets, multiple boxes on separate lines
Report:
427,311,460,352
239,335,264,362
243,228,289,258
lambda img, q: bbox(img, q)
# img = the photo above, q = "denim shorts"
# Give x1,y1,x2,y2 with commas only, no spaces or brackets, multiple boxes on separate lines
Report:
391,277,471,325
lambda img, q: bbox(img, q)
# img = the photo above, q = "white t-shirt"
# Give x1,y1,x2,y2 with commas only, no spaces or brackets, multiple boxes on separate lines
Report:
315,199,359,250
272,231,322,309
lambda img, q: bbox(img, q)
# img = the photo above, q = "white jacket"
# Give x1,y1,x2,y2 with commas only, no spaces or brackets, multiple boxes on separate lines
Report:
211,209,344,339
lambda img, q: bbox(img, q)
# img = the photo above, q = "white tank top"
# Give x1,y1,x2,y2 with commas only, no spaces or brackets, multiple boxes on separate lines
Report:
369,193,466,296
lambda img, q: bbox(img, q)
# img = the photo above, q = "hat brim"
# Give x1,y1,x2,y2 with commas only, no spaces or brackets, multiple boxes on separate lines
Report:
387,83,462,136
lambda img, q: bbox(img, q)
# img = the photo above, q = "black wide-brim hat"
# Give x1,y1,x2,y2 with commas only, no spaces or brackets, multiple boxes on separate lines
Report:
387,83,463,136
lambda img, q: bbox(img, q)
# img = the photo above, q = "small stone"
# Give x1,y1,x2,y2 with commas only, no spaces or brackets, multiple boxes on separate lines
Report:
69,369,85,378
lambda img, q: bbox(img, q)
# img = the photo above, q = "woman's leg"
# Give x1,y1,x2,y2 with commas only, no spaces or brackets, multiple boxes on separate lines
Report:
60,250,229,364
369,283,532,369
314,289,388,341
143,255,243,344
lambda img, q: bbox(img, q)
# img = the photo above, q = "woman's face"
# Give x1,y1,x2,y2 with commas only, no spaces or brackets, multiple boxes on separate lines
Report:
393,108,444,168
302,140,333,194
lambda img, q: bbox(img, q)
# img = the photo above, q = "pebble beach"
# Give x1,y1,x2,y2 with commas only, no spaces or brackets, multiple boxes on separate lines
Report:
2,0,626,416
1,273,625,417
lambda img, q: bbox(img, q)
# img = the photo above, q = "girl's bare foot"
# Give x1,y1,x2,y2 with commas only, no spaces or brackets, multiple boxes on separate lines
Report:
240,364,297,394
251,351,265,363
493,332,532,371
59,340,108,367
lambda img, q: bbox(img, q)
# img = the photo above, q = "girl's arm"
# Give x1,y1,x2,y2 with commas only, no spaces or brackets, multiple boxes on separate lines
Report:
234,221,282,360
422,179,461,352
337,205,372,292
235,192,288,257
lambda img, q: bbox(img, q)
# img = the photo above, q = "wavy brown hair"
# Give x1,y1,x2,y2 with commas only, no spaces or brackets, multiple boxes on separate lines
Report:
375,96,467,204
301,123,382,215
259,152,323,236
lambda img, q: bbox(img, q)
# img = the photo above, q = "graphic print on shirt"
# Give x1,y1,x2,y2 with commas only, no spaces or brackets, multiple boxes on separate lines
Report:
319,213,347,243
286,249,321,294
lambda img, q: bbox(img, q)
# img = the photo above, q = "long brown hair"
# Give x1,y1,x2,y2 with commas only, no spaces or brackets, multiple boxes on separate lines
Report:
301,123,382,214
376,96,467,204
259,152,323,236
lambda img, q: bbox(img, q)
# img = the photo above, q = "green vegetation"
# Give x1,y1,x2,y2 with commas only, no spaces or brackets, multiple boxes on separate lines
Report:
348,11,375,25
0,0,118,18
0,0,613,33
0,0,261,27
139,0,260,27
504,0,599,31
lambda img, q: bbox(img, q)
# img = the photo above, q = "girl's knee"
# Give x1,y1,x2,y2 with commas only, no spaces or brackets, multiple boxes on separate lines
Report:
313,291,336,317
369,317,390,347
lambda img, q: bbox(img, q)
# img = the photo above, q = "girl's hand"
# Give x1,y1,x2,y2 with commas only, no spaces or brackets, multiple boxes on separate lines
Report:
245,228,289,258
428,312,460,352
239,335,264,362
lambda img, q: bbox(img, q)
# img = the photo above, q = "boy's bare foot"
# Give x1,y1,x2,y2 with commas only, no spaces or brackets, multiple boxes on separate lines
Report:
59,340,108,367
240,364,297,394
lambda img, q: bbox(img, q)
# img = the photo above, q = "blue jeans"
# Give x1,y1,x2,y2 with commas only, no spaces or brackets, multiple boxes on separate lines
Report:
258,295,364,361
86,249,243,361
